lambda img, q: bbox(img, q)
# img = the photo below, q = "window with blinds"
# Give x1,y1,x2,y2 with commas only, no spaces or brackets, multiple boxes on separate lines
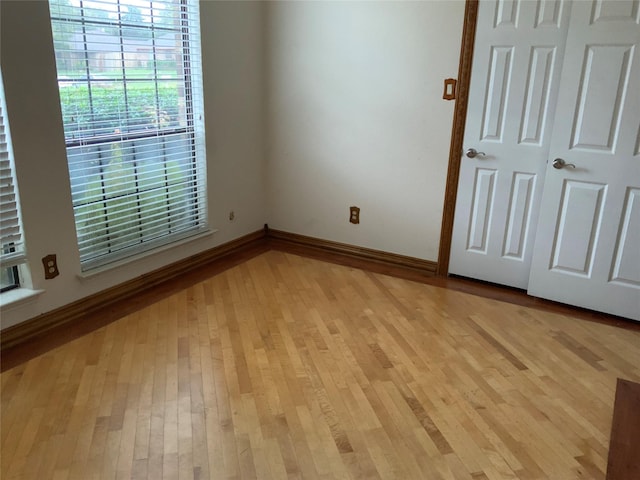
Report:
49,0,207,270
0,71,24,292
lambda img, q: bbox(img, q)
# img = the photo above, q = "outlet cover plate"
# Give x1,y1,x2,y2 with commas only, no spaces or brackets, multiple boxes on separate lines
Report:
42,254,60,279
350,206,360,224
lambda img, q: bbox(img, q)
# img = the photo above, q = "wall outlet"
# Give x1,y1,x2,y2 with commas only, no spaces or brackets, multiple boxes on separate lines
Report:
349,206,360,224
42,254,59,279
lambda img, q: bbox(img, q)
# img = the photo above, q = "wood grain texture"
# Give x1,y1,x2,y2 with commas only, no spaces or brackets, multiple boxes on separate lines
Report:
2,250,639,479
0,229,268,352
606,379,640,479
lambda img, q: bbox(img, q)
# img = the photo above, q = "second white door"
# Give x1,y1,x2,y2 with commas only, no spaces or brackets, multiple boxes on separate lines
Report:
528,0,640,320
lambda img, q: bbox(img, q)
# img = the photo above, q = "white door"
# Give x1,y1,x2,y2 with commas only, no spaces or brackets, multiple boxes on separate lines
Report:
449,0,570,289
527,0,640,320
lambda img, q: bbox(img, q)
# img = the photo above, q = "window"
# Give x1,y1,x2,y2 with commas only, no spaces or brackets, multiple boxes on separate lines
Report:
49,0,207,270
0,71,25,293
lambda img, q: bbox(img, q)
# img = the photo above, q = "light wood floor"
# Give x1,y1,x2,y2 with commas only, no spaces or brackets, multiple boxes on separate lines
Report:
2,250,640,479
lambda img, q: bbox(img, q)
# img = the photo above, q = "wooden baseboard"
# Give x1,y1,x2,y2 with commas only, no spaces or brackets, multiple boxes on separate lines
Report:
0,229,267,351
266,228,437,276
1,226,438,357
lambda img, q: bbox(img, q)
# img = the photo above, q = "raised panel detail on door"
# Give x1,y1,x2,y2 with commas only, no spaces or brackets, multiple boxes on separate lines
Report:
591,0,640,24
571,45,634,152
610,188,640,286
482,47,514,141
528,0,640,320
450,0,570,290
467,169,497,253
495,0,519,27
503,172,536,259
520,47,556,144
536,0,564,28
551,180,606,276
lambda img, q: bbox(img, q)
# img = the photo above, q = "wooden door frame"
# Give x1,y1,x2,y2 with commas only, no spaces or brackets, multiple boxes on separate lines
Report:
436,0,479,276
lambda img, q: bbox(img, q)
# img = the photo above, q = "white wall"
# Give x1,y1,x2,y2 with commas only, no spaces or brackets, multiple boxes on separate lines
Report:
1,0,466,330
265,1,464,261
0,0,266,329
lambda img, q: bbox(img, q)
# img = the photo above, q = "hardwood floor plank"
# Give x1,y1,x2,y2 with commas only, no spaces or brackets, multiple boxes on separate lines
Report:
2,250,640,479
606,379,640,480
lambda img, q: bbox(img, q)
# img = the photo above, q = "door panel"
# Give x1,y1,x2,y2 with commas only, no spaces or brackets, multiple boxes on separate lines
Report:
527,0,640,320
550,180,606,276
503,172,536,259
571,45,634,151
495,0,519,26
520,47,557,145
536,0,564,27
450,0,570,289
591,0,639,22
482,46,514,141
611,187,640,286
468,168,497,252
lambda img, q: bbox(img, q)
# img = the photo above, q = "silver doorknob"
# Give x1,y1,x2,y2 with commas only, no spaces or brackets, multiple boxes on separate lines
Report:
465,148,486,159
552,158,576,169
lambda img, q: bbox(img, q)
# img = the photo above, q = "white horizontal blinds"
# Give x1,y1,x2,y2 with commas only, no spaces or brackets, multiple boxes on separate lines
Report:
49,0,206,270
0,73,26,269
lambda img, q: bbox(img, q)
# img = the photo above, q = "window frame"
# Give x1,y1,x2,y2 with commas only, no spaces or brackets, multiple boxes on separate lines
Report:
0,70,26,294
1,265,20,294
49,0,207,271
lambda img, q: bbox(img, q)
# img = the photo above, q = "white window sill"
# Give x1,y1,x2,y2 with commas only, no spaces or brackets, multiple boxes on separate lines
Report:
0,287,44,310
77,228,217,280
